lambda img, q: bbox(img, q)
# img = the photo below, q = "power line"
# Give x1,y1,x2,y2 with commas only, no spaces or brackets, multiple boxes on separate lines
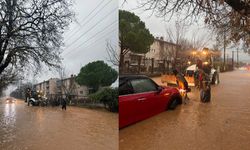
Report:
64,0,113,42
68,20,117,52
63,20,118,56
78,0,113,27
70,28,117,57
67,28,117,58
64,0,105,39
88,29,117,47
63,20,117,56
65,6,118,49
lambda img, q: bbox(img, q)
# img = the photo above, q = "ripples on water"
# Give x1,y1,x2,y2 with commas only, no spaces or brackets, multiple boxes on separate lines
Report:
0,102,16,148
0,99,118,150
120,70,250,150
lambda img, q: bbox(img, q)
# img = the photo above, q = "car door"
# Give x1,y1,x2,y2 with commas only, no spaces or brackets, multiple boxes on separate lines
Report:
119,79,140,128
130,78,162,121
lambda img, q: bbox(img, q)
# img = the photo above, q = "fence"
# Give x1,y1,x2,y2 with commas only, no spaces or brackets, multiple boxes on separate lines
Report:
124,58,174,75
46,94,102,106
123,58,190,76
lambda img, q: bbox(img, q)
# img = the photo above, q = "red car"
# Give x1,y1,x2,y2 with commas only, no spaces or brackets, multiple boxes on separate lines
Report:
119,75,182,129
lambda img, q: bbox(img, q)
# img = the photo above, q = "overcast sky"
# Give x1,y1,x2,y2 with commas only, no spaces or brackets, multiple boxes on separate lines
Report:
119,0,250,63
4,0,250,94
5,0,118,95
33,0,118,83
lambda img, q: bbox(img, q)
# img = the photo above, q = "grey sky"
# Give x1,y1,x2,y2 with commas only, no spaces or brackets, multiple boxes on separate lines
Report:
5,0,118,95
35,0,118,82
120,0,250,63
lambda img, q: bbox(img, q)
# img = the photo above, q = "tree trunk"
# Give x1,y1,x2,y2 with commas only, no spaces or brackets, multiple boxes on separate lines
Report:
119,52,124,74
224,0,250,16
138,56,141,74
163,59,166,74
151,58,154,74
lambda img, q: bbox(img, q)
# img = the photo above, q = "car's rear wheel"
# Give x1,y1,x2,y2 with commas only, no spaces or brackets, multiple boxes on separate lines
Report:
168,98,179,110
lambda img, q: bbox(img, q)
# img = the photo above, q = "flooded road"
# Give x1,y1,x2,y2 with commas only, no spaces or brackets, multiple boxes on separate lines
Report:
120,70,250,150
0,99,118,150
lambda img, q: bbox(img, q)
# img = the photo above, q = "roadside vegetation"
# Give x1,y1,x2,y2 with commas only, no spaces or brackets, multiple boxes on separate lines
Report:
89,87,118,112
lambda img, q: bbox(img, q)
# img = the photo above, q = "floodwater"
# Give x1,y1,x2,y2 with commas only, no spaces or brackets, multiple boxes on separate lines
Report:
0,99,118,150
120,70,250,150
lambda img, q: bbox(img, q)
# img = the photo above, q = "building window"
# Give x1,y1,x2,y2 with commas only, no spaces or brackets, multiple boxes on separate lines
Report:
80,91,83,94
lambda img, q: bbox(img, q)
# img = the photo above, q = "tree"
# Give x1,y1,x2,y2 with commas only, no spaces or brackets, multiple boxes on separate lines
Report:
0,67,20,94
89,87,118,112
136,0,250,53
10,82,32,99
164,20,188,67
164,20,213,70
57,66,77,101
0,0,74,75
119,10,154,73
76,61,118,93
106,41,119,67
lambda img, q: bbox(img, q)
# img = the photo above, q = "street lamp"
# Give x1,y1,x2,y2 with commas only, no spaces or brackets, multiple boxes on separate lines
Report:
203,61,209,65
202,51,207,55
192,51,197,55
191,50,197,64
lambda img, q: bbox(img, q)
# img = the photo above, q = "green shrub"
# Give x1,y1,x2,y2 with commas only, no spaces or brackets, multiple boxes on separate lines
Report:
89,87,118,112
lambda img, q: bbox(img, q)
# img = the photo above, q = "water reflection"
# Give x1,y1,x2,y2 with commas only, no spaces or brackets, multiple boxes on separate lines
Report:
120,70,250,150
0,99,118,150
4,103,16,127
0,102,17,148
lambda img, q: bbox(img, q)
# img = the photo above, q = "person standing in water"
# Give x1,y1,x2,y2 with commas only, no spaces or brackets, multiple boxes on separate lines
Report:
173,69,190,104
62,98,67,110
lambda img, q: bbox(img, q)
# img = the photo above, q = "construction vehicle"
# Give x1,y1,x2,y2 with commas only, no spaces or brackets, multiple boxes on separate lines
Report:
161,48,219,86
28,90,48,106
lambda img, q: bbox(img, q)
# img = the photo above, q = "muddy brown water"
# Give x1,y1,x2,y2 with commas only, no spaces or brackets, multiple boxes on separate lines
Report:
0,99,118,150
120,70,250,150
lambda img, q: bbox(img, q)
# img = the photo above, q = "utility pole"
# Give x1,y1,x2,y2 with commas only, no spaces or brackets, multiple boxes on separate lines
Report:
237,48,239,67
223,26,226,71
232,51,234,69
227,54,229,65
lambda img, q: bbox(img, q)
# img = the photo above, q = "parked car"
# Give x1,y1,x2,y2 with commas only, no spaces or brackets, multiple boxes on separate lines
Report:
119,75,182,129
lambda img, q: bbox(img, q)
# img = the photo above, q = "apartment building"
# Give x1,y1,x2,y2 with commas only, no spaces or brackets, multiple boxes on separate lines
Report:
123,37,179,72
56,75,88,99
35,78,58,97
35,75,88,99
146,37,178,61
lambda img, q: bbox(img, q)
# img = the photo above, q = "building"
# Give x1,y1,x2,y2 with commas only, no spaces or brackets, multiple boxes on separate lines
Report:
34,75,88,99
35,78,58,97
145,37,178,61
123,37,179,73
56,75,88,99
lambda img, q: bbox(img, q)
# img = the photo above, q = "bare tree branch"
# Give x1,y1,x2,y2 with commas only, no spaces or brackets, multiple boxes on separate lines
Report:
106,41,119,67
57,66,77,99
136,0,250,52
0,0,74,75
